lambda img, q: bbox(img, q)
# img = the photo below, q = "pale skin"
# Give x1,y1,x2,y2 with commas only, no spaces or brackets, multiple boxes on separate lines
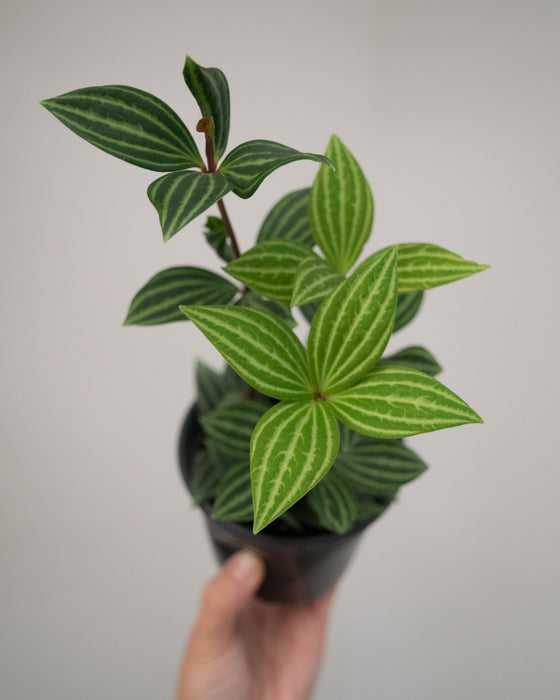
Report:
176,550,336,700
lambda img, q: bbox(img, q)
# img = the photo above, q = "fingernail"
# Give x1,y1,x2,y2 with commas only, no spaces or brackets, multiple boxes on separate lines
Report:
226,549,263,582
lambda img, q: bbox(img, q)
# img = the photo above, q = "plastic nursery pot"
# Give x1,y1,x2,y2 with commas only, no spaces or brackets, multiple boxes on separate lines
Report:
178,405,383,605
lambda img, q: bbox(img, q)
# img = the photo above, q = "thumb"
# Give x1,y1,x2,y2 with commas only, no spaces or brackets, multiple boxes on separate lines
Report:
193,549,265,648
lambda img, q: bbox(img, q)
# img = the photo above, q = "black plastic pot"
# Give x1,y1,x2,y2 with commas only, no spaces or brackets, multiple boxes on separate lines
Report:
178,405,382,604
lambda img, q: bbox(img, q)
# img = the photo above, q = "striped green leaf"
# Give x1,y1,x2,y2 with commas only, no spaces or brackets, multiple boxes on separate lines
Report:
201,400,269,460
377,346,443,377
236,291,296,328
220,140,333,199
257,188,313,245
355,494,389,521
212,462,254,521
308,471,357,534
182,55,230,161
300,301,320,324
207,438,235,474
180,305,313,400
390,243,490,293
308,248,398,395
123,267,237,325
250,400,340,533
204,216,235,262
291,256,344,307
225,241,316,301
148,170,231,242
195,360,224,417
338,421,360,452
333,438,428,496
329,365,483,438
309,135,374,275
40,85,203,171
394,290,424,332
191,449,221,506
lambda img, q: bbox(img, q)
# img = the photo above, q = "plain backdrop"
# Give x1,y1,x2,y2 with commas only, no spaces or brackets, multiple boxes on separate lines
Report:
2,1,559,698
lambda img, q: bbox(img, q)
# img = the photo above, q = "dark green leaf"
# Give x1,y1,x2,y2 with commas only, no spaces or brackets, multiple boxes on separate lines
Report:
308,471,357,534
204,216,235,262
300,301,320,324
41,85,203,171
201,400,270,460
257,188,313,245
220,140,333,199
147,170,231,242
124,267,237,325
183,55,230,161
212,462,253,521
377,346,443,377
195,360,225,417
191,449,221,506
394,290,424,332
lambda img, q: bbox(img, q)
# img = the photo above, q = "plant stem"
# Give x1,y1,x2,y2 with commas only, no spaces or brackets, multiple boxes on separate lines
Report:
217,198,241,259
197,116,242,260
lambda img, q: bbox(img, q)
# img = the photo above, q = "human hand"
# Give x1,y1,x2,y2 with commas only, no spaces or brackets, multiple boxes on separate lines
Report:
176,549,336,700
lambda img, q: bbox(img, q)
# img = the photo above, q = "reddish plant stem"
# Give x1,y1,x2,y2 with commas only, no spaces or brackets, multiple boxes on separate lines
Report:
216,198,241,259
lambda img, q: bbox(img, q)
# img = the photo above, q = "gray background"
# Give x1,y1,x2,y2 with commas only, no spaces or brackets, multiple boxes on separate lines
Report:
2,1,559,698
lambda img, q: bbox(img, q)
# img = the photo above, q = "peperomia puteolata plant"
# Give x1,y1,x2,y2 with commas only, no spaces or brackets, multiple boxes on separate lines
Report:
42,55,488,535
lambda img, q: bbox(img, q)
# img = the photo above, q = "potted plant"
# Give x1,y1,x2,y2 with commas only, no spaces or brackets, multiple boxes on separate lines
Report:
41,54,488,604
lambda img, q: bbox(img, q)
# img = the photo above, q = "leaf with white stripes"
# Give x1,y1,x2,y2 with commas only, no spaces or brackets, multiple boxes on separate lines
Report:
291,256,344,307
190,449,221,506
147,170,231,242
309,135,374,275
41,85,203,171
195,360,225,417
236,291,296,328
329,365,483,438
183,55,230,161
308,471,357,534
225,241,316,301
308,248,398,395
257,188,313,246
201,400,269,460
390,243,490,293
212,462,253,521
123,267,237,325
394,290,424,332
180,305,313,400
377,346,443,377
250,400,340,533
219,140,333,199
204,216,235,262
333,438,428,496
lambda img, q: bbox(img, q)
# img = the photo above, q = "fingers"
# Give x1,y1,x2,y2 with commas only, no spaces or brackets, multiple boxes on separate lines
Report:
192,549,265,650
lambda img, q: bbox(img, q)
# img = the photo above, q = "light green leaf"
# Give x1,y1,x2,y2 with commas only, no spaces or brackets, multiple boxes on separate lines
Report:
308,471,357,534
212,462,253,521
377,346,443,377
236,291,296,328
309,135,374,274
195,360,225,417
257,188,313,245
329,366,483,438
201,400,269,460
333,438,428,496
250,400,340,533
291,256,344,307
41,85,203,171
124,267,237,325
180,305,313,400
183,55,230,161
392,243,490,293
147,170,232,242
225,241,316,301
204,216,235,262
220,140,333,199
191,449,221,506
394,290,424,332
308,248,398,395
